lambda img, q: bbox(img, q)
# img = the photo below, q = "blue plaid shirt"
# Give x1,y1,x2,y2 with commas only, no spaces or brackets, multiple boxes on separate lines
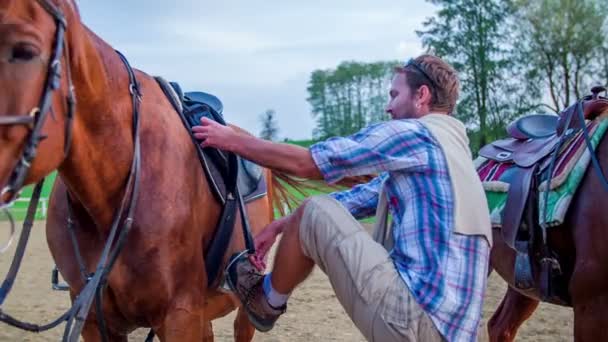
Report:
310,119,490,342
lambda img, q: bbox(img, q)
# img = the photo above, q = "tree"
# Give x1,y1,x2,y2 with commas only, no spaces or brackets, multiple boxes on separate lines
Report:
259,109,279,141
307,61,397,139
513,0,608,113
598,7,608,88
417,0,537,148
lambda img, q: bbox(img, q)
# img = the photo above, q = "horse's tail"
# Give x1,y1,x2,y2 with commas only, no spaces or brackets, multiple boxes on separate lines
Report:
267,171,316,217
226,124,371,216
267,171,373,217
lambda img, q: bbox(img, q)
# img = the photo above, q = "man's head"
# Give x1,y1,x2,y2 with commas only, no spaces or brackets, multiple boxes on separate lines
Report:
386,55,459,120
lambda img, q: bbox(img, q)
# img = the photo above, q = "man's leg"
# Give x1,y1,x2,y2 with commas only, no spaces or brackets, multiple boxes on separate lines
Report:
223,202,313,332
289,195,443,341
268,202,314,294
227,195,442,341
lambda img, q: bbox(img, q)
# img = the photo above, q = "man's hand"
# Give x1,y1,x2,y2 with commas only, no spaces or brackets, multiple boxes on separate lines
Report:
192,117,238,151
249,216,289,270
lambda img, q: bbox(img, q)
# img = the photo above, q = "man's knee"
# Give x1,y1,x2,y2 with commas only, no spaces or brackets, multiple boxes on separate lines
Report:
297,195,362,260
299,195,352,227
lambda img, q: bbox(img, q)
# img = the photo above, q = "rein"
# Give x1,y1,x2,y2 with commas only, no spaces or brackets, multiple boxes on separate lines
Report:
0,2,143,341
576,88,608,193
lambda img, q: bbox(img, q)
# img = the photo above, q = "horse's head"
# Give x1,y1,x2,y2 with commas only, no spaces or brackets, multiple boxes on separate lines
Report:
0,0,79,206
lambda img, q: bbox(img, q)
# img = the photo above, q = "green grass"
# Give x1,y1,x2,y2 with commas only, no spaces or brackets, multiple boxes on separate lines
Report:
283,139,318,148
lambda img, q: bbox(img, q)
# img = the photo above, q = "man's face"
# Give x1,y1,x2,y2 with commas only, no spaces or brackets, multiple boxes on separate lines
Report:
385,73,420,120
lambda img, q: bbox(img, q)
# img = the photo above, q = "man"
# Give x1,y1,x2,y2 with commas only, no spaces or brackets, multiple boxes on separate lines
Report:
192,55,492,342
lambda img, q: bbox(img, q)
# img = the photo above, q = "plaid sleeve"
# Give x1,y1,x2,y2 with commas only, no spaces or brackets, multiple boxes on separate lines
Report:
310,120,430,183
329,173,388,219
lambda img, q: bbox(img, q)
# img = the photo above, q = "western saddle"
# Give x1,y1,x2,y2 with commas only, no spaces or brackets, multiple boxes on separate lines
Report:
479,86,608,305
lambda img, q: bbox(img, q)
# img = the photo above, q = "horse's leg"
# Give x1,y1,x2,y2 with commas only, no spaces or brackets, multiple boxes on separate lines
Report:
234,307,255,342
571,292,608,341
203,320,214,342
488,286,539,342
570,229,608,341
80,319,128,342
156,306,204,342
566,141,608,341
49,179,129,342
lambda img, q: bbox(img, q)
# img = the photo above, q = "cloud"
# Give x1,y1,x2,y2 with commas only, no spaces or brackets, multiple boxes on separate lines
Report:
75,0,437,138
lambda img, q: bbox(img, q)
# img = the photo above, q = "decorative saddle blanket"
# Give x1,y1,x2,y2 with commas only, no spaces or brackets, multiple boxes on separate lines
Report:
476,118,608,228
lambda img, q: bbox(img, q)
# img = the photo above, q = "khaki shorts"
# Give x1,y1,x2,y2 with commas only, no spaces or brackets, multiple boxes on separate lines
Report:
298,195,444,342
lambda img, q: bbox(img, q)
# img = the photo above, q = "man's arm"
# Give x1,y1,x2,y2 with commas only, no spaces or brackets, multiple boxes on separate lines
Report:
192,118,322,179
330,174,387,219
307,120,430,184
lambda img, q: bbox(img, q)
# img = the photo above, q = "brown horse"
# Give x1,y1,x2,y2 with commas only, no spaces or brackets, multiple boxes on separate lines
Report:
487,100,608,341
0,0,300,340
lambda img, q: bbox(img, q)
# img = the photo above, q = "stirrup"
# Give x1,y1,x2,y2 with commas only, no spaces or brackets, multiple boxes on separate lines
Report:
514,240,534,290
219,250,250,293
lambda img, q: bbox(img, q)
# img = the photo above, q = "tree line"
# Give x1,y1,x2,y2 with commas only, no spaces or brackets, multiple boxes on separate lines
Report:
306,61,398,140
305,0,608,151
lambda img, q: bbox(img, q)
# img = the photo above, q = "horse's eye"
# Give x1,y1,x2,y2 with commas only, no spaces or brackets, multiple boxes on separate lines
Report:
10,43,38,62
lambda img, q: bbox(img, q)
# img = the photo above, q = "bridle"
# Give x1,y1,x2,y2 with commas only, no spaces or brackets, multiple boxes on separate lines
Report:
0,2,144,341
0,0,75,209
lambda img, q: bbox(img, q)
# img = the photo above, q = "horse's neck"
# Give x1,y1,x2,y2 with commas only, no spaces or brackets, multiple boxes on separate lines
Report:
58,27,137,228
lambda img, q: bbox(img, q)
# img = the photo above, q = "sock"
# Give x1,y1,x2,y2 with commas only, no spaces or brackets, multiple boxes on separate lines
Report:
262,273,289,309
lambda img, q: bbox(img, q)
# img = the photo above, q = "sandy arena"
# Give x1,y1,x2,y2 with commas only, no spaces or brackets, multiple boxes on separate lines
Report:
0,222,573,341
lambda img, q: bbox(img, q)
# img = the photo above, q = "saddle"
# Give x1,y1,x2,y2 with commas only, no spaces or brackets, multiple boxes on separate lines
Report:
479,86,608,304
154,77,264,288
506,114,559,140
170,85,266,203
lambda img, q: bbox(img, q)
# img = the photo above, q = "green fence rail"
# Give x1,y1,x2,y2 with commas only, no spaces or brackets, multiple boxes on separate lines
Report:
3,172,56,221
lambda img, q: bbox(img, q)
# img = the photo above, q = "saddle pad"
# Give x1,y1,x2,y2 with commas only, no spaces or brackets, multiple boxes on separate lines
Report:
475,118,608,227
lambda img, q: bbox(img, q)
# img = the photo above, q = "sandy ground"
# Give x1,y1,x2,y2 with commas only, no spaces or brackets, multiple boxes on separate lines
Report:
0,222,573,341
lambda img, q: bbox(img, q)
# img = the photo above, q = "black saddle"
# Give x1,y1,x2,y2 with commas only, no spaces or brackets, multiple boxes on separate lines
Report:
154,77,263,288
168,82,265,202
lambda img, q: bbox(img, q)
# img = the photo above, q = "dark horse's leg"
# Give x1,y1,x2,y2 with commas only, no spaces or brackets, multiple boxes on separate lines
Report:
571,288,608,341
487,230,540,341
567,134,608,342
569,202,608,340
488,286,539,342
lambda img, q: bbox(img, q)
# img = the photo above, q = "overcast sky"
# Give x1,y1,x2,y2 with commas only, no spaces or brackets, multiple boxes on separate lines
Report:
77,1,437,139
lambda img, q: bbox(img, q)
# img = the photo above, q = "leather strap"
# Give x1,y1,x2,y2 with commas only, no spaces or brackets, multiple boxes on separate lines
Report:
501,165,537,249
0,116,35,126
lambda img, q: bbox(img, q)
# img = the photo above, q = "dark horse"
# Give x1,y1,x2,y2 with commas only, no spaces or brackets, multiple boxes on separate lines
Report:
0,0,302,340
486,94,608,341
